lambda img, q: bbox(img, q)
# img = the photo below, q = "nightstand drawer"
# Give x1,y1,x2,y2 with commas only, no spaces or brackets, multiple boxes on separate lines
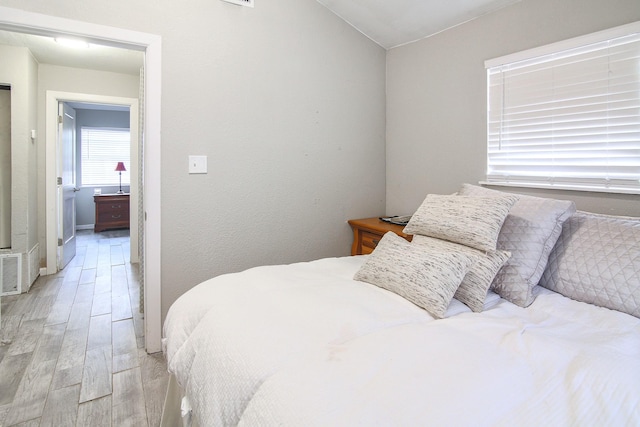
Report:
348,217,412,256
360,230,383,254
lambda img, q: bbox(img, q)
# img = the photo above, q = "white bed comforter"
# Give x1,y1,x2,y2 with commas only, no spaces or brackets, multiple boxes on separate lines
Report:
163,256,640,427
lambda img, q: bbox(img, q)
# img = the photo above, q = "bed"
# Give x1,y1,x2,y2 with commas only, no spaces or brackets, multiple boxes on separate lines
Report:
161,184,640,426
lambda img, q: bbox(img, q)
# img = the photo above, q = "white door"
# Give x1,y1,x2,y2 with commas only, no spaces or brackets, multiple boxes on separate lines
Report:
57,102,77,270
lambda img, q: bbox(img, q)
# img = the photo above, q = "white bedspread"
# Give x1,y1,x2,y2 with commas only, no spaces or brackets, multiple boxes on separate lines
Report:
163,256,640,426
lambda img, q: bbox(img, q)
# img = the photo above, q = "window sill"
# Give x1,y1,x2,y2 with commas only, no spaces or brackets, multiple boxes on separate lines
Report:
479,181,640,196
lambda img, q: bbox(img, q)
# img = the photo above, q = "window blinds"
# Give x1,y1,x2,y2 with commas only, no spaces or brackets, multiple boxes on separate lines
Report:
486,26,640,194
81,127,131,186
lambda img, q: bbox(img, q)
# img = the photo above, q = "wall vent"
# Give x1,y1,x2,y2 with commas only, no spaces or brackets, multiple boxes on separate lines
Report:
221,0,254,7
0,253,22,296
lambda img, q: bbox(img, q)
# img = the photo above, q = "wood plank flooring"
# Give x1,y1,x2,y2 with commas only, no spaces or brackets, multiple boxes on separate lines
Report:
0,230,168,427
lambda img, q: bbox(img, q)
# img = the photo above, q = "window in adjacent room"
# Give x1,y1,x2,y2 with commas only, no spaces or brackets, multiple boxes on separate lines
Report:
80,127,130,186
485,21,640,194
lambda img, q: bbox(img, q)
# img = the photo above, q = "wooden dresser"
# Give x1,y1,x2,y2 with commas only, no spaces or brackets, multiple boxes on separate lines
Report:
94,194,130,232
347,217,412,255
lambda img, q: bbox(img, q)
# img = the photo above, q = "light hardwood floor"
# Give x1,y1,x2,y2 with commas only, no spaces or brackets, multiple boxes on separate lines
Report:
0,230,168,427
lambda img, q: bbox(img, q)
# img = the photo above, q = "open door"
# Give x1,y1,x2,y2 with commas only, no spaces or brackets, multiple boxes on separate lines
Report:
57,102,77,270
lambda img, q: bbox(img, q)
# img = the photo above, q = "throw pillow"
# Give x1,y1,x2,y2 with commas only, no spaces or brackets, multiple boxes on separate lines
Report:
540,211,639,318
353,232,475,319
403,193,518,252
413,235,511,312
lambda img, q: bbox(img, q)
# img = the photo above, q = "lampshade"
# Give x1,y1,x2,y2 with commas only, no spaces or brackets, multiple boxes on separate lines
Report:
115,162,127,172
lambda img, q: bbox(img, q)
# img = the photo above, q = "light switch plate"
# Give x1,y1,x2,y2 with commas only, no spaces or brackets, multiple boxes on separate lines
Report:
189,155,207,174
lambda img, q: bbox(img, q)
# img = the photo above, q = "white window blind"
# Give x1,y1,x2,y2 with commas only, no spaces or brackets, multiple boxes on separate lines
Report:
486,23,640,194
80,127,130,186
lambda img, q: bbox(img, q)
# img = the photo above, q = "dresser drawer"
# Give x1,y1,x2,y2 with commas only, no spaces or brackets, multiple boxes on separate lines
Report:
99,200,128,211
97,205,128,222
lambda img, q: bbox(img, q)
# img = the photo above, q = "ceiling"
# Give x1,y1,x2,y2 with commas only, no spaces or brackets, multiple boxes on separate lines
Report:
0,1,521,74
0,29,143,75
317,0,522,49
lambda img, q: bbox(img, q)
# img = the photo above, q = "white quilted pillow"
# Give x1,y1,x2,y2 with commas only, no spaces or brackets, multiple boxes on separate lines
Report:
354,232,476,319
403,194,518,252
458,184,575,307
413,235,511,312
540,211,640,318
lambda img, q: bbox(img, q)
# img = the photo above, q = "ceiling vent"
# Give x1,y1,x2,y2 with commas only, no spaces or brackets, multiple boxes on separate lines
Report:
221,0,254,7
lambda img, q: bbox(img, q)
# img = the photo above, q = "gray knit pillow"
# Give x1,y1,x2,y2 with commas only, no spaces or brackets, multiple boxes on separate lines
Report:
413,235,511,312
404,194,518,252
354,232,475,319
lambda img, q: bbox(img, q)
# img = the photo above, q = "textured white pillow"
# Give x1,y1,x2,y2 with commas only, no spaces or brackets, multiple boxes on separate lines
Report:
413,235,511,312
353,232,475,319
458,184,575,307
403,194,518,252
540,211,640,318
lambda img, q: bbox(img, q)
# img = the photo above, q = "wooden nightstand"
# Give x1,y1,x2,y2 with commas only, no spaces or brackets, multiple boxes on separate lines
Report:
94,194,130,232
348,217,412,255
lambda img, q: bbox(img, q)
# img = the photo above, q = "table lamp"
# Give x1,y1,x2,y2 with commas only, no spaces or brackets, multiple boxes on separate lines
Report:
115,162,126,194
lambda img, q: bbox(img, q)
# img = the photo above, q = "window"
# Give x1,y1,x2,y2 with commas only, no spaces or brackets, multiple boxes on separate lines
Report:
80,127,130,186
485,22,640,194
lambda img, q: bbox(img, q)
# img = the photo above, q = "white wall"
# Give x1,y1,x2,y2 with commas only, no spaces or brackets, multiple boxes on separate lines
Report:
0,44,38,289
387,0,640,217
1,0,387,320
157,0,386,316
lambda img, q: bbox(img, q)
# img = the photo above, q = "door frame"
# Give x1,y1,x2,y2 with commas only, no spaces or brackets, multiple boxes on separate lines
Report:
0,6,163,353
48,94,140,269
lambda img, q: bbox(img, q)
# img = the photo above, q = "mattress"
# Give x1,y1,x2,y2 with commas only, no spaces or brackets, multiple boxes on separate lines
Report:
163,256,640,426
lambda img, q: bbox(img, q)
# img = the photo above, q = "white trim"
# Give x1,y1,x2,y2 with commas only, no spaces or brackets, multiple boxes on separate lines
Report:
485,20,640,68
76,224,95,230
479,181,640,195
45,92,139,273
0,7,163,354
143,37,163,354
0,6,154,50
27,243,39,289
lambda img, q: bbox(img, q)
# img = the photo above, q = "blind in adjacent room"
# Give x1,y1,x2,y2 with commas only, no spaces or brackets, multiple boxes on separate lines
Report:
81,127,131,186
485,22,640,194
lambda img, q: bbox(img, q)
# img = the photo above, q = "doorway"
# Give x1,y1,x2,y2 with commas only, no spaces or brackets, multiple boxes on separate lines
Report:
0,6,162,353
47,95,140,273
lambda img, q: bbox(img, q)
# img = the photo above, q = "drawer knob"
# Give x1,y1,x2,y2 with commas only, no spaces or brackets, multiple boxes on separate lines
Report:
111,204,121,209
111,214,122,219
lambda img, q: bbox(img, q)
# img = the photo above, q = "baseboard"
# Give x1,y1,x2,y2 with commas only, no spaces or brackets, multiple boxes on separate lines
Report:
76,224,95,230
27,243,39,289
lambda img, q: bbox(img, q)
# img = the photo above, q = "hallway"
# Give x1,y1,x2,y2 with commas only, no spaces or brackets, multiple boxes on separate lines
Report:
0,229,168,426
